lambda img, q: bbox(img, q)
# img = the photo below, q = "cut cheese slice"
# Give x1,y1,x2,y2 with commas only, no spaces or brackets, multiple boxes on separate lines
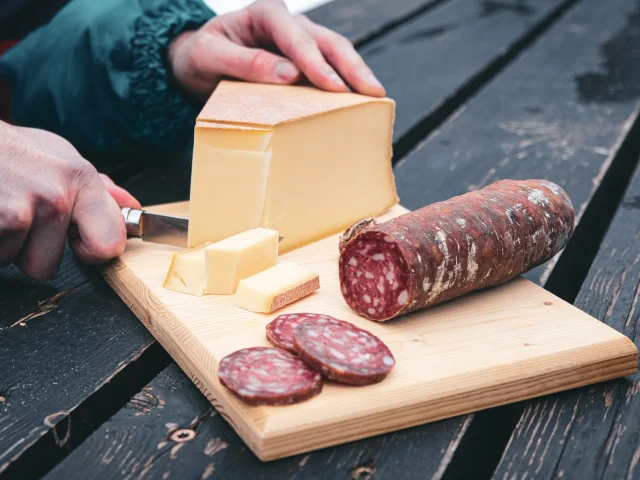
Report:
163,246,206,296
189,81,398,253
204,227,279,295
233,261,320,313
188,143,271,248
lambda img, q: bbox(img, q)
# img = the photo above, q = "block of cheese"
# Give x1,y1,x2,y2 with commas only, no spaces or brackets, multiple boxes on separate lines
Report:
204,227,279,295
233,261,320,313
163,246,206,296
188,81,399,252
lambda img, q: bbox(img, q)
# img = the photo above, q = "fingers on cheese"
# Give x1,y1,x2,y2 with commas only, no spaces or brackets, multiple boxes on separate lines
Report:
233,261,320,313
187,81,398,253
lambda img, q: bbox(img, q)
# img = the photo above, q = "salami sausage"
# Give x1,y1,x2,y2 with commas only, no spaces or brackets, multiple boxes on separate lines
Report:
266,313,330,354
339,179,574,321
293,316,395,385
218,347,322,405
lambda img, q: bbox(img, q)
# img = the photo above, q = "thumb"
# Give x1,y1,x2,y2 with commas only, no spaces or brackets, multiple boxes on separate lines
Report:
196,33,301,86
99,174,142,209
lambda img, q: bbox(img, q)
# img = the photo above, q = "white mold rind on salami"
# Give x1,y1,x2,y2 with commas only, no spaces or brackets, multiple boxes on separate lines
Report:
339,179,575,321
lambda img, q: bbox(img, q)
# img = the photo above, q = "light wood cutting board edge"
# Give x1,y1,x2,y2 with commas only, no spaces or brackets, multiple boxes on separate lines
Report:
101,202,638,461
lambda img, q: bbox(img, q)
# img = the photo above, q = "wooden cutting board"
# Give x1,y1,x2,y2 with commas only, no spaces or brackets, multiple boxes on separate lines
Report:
101,202,638,461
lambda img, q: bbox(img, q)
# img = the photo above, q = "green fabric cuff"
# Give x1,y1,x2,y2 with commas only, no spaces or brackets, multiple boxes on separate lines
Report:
119,0,214,152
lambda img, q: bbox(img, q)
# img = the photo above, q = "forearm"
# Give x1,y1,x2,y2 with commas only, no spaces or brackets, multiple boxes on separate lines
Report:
0,0,214,154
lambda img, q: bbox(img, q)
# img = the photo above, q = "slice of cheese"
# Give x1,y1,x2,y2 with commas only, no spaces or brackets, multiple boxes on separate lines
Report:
204,227,279,295
233,261,320,313
189,81,399,253
188,143,271,248
163,246,206,296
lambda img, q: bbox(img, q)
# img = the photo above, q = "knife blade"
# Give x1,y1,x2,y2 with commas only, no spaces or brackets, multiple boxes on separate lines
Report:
121,208,283,248
122,207,189,248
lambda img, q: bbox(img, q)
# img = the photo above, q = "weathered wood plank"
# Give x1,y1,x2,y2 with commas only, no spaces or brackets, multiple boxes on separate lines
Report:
43,1,640,478
306,0,446,45
351,0,575,148
393,0,640,287
493,161,640,480
45,362,473,480
0,249,171,479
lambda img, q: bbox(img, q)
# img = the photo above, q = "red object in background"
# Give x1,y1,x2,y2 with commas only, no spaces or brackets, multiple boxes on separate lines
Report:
0,40,17,122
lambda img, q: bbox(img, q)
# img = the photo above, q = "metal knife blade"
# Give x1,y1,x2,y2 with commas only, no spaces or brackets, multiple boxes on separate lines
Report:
121,208,283,248
122,207,188,247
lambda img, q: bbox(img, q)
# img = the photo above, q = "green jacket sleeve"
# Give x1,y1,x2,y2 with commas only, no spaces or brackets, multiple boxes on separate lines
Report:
0,0,214,154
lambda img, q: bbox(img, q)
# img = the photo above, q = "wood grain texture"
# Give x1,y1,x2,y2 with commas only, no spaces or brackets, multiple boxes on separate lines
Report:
306,0,445,45
46,362,474,480
358,0,573,145
99,202,635,461
393,0,640,286
492,161,640,479
0,249,169,479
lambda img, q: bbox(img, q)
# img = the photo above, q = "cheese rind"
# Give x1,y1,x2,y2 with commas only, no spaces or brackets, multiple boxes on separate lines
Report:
188,143,272,248
204,228,279,295
194,122,272,151
163,246,207,296
233,261,320,313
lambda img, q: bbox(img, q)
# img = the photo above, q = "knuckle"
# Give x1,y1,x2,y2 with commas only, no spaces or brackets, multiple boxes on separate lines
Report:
249,49,273,72
334,35,354,50
68,158,98,186
38,187,71,222
321,32,352,53
285,34,316,57
3,202,33,233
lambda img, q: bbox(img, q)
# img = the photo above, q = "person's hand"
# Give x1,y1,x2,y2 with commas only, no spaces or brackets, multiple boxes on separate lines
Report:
0,122,141,280
168,0,385,99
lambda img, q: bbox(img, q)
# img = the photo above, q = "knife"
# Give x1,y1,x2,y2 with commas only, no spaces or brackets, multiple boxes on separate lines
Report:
121,207,189,248
121,208,283,248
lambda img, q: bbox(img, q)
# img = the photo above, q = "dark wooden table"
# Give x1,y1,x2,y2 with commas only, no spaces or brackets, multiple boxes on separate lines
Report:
2,0,640,478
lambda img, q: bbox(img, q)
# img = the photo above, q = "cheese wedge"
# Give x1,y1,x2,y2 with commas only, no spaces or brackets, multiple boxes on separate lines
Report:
204,227,279,295
163,246,206,296
188,81,398,252
233,261,320,313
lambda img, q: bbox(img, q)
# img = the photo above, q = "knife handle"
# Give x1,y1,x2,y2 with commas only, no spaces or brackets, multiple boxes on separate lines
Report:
121,207,143,238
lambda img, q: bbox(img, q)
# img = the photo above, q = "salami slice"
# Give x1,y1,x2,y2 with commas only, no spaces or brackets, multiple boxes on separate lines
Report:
293,317,395,385
339,179,574,321
266,313,330,354
218,347,322,406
